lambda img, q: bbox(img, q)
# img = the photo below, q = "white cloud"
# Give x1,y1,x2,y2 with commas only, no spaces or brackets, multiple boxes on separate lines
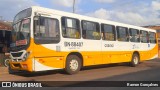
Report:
51,0,81,8
0,0,38,21
86,8,111,20
49,0,82,13
152,0,160,11
51,0,74,7
86,0,160,26
95,0,115,3
113,12,146,25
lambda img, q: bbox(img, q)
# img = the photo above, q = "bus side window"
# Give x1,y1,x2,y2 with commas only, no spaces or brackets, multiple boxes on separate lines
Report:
129,28,140,42
117,26,129,42
34,16,60,44
149,32,156,44
61,17,80,39
140,30,149,43
101,24,115,41
82,20,100,40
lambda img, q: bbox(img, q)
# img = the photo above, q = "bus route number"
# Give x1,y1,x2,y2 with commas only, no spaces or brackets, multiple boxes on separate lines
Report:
64,42,83,48
104,44,114,47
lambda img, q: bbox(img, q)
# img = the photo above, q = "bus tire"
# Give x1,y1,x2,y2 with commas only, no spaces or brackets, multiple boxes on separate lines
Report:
130,53,139,67
8,64,20,74
8,65,15,74
65,55,81,75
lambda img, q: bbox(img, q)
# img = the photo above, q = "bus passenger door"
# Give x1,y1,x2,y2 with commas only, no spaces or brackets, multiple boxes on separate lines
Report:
32,15,63,71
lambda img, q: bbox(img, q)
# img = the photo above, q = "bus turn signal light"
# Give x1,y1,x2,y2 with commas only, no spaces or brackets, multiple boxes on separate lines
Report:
22,64,28,69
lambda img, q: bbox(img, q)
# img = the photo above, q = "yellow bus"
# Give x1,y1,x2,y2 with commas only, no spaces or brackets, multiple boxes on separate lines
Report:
9,6,158,74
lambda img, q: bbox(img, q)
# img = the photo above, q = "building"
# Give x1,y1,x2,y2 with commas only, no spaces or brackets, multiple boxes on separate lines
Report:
0,21,12,52
0,21,12,66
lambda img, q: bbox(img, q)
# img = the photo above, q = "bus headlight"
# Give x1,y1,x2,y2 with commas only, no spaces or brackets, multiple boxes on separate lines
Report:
23,52,30,61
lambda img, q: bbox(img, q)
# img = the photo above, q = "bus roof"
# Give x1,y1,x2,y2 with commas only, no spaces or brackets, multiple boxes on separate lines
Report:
31,6,156,32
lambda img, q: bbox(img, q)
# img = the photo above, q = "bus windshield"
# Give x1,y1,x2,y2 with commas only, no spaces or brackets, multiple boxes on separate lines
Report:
11,18,30,51
10,8,32,51
13,8,31,24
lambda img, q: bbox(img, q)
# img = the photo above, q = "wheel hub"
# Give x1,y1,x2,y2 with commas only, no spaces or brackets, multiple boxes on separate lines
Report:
69,59,78,71
133,56,138,65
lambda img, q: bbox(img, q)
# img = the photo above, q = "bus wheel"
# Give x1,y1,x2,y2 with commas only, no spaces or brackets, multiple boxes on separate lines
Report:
130,53,139,67
65,55,81,74
8,65,15,74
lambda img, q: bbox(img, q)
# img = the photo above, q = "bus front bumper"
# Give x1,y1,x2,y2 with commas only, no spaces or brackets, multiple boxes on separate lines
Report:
9,59,33,72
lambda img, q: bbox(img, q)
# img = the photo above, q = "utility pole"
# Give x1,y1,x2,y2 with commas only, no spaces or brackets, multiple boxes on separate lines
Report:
0,16,2,21
73,0,75,13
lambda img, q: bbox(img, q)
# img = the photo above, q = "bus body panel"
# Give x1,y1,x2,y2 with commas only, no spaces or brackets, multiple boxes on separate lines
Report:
9,6,158,72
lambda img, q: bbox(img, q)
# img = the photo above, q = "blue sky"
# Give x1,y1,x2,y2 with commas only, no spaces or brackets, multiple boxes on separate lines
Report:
0,0,160,26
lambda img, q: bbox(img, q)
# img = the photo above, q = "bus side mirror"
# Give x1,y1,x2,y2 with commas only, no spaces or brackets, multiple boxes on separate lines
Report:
34,17,39,21
34,12,41,22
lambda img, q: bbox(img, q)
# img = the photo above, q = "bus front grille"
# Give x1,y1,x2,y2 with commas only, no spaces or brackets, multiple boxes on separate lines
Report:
11,52,23,57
